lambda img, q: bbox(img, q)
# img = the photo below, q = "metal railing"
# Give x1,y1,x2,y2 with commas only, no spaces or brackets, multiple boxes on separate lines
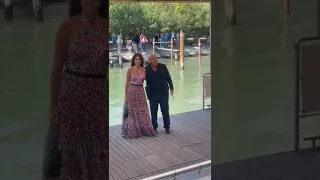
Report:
293,37,320,153
203,73,211,110
140,160,211,180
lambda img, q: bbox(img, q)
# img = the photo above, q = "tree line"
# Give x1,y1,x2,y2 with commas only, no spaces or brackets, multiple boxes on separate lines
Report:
109,3,210,39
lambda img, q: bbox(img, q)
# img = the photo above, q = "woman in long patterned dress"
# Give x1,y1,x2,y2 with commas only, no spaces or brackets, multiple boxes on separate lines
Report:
46,0,109,179
122,53,156,138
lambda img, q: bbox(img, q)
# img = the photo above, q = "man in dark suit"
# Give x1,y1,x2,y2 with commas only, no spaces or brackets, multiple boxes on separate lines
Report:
145,54,174,134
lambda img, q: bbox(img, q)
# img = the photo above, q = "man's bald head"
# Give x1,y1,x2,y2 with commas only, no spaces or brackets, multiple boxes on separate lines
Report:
149,54,158,66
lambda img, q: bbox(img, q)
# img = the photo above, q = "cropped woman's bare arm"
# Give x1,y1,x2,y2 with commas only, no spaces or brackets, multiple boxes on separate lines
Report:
125,68,131,98
50,21,69,108
142,67,146,80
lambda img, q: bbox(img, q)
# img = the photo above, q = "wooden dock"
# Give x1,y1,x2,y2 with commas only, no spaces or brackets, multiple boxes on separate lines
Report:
212,149,320,180
155,47,180,60
109,109,211,180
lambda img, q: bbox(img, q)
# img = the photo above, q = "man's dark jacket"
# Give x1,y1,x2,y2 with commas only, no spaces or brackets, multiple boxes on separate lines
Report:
145,63,173,99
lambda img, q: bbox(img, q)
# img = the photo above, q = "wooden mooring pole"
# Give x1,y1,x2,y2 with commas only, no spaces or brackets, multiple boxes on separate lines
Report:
284,0,290,16
198,37,202,66
4,0,13,20
117,36,123,68
33,0,43,21
170,37,174,65
152,38,155,54
224,0,237,25
179,30,185,69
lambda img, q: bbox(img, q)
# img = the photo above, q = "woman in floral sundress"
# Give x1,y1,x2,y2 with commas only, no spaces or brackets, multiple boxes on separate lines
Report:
44,0,109,179
122,53,156,138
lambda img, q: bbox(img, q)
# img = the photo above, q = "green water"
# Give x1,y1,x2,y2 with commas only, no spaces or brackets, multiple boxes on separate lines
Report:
109,57,211,126
0,19,59,180
211,0,320,164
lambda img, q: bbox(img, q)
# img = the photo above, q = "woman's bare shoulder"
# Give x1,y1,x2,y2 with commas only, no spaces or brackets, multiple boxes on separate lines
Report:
141,67,146,72
57,17,79,35
127,67,133,73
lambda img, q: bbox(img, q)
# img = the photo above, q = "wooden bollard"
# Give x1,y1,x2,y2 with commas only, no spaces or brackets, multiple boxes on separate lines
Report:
224,0,237,25
4,0,13,20
170,37,173,65
179,30,184,70
198,37,202,66
33,0,43,21
284,0,290,16
152,38,155,54
119,52,123,68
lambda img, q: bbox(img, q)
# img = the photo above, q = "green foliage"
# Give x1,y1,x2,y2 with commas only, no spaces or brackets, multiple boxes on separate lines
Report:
109,3,210,38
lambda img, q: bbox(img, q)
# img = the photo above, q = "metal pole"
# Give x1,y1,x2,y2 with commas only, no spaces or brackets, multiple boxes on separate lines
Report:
141,160,211,180
294,41,300,153
203,74,205,110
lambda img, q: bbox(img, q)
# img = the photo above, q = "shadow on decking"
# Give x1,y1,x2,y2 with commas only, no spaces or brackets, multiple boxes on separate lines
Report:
109,109,211,180
212,149,320,180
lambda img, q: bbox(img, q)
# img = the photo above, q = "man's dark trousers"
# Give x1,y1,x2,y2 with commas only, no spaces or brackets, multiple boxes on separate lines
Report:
145,63,174,130
149,92,170,130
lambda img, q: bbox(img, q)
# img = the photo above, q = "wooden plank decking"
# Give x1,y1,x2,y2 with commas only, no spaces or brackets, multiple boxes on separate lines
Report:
109,109,211,180
212,149,320,180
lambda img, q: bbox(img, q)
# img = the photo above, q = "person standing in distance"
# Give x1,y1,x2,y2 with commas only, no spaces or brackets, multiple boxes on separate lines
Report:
145,54,174,134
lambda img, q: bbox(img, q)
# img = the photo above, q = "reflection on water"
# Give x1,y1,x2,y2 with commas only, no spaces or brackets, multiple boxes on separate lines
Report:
212,0,320,164
0,19,61,180
109,57,211,126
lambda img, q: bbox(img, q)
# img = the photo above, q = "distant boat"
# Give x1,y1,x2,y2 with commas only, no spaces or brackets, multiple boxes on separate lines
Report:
109,51,160,68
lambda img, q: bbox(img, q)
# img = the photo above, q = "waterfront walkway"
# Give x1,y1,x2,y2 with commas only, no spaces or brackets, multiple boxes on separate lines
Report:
212,149,320,180
109,109,211,180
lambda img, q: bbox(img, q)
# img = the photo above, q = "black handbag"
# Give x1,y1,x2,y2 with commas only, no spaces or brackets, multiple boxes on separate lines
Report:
123,101,129,119
145,86,151,100
45,144,61,177
42,121,62,178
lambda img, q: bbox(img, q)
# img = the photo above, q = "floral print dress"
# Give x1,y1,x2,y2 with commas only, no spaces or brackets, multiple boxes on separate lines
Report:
55,17,109,180
122,67,156,138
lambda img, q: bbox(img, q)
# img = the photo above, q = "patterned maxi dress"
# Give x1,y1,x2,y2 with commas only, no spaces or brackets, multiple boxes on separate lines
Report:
56,17,109,179
122,68,156,138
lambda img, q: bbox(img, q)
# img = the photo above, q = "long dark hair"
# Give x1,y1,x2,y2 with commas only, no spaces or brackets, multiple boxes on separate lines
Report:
68,0,108,18
131,53,144,67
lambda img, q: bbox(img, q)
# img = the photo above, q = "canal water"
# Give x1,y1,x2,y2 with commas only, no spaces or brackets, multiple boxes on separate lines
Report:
109,57,210,126
211,0,320,164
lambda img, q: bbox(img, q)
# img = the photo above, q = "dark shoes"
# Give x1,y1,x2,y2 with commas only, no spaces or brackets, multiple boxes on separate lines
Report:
154,129,171,134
